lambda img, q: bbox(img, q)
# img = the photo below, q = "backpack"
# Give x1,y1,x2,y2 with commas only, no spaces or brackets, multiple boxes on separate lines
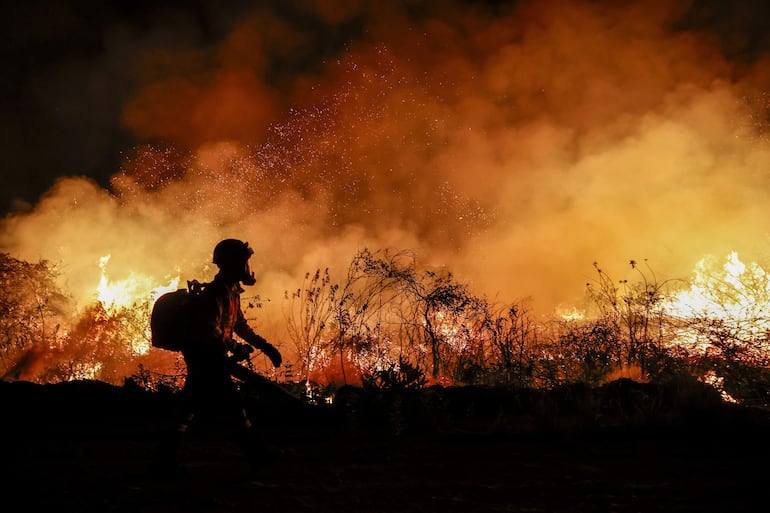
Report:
150,280,207,351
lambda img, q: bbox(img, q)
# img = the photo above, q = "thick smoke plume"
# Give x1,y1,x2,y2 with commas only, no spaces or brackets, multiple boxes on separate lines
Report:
2,0,770,353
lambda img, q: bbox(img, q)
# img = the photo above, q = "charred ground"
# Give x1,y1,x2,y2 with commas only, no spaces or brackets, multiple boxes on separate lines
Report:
3,377,769,512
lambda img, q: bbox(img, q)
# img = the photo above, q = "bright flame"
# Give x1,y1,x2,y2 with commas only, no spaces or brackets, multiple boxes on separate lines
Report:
150,279,181,301
94,254,180,355
435,309,467,352
666,252,770,322
556,304,585,321
661,251,770,402
699,370,738,403
665,251,770,347
96,254,178,310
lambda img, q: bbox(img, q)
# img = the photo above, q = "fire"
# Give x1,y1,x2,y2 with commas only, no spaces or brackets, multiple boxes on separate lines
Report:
95,254,179,355
699,370,738,403
665,252,770,324
664,251,770,354
556,304,585,322
96,254,179,310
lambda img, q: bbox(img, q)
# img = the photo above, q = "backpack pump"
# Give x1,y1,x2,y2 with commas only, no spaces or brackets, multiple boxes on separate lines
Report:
150,280,207,351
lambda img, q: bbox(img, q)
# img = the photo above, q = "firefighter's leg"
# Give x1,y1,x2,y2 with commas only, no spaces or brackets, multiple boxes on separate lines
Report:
236,408,263,468
153,412,194,474
235,403,282,472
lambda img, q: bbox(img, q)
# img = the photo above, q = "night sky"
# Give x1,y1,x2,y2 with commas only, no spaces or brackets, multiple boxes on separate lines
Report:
1,0,334,213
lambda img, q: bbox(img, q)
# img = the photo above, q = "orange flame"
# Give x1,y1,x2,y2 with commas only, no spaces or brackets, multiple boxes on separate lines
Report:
664,251,770,354
95,254,180,355
96,254,179,310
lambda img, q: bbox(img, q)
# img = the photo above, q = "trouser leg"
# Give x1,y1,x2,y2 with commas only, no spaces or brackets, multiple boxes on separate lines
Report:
153,413,194,471
236,408,260,467
235,407,282,470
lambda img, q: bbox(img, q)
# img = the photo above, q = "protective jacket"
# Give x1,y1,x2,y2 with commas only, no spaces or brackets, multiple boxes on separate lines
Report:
181,273,279,405
191,274,272,356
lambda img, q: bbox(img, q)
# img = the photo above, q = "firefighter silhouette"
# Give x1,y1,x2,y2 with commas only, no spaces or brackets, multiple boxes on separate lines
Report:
153,238,282,474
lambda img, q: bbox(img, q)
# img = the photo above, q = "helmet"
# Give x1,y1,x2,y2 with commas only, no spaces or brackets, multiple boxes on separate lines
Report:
212,239,256,285
212,239,254,268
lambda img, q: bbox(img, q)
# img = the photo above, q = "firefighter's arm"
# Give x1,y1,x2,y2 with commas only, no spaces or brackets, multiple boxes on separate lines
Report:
234,313,282,367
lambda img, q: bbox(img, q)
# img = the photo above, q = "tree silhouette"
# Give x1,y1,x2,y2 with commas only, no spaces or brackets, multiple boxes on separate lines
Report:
0,254,72,380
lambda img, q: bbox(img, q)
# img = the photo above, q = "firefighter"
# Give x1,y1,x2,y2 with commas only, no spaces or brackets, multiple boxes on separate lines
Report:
153,238,282,474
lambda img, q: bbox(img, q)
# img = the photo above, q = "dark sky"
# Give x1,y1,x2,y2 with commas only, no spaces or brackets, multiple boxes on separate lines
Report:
0,0,353,214
2,0,769,215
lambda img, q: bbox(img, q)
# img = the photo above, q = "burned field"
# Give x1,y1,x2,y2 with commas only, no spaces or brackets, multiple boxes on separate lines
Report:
3,377,769,513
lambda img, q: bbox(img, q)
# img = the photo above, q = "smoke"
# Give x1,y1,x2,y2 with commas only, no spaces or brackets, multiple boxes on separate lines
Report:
3,0,770,346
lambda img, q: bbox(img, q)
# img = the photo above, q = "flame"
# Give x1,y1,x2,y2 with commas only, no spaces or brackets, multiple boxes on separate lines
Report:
658,251,770,403
96,254,179,310
556,304,585,322
664,251,770,353
665,252,770,324
94,254,180,355
699,370,738,403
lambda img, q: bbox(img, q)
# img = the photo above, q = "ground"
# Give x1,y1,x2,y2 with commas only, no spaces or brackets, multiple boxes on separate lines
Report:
3,378,768,512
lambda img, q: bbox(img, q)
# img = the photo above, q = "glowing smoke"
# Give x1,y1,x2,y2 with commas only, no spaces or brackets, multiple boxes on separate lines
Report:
2,0,770,351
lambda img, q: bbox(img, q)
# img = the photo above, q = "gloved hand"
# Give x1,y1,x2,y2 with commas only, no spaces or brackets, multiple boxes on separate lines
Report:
260,342,282,368
232,343,254,362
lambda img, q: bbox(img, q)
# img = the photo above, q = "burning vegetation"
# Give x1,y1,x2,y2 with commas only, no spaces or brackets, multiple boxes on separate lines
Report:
2,248,770,409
